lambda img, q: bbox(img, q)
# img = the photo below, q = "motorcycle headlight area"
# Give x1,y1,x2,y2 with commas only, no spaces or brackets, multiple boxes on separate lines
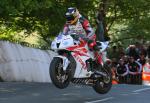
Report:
63,41,69,45
51,41,57,49
51,41,69,49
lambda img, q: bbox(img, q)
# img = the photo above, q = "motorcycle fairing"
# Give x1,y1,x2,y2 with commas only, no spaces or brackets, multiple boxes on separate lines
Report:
51,34,74,50
66,43,94,78
51,34,96,78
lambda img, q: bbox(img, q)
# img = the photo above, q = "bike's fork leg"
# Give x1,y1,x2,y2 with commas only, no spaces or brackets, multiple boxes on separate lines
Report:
94,51,103,65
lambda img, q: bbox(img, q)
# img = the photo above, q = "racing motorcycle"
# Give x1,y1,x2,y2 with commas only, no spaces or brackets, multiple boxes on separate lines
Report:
49,32,112,94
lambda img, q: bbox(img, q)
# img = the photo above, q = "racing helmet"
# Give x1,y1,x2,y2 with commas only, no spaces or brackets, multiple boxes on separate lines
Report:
65,7,79,24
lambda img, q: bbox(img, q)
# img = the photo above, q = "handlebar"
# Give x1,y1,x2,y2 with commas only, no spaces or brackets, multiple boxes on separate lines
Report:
70,34,90,42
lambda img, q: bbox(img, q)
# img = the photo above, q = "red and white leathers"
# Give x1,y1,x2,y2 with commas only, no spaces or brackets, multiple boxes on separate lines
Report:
63,14,104,64
63,14,96,40
63,14,97,50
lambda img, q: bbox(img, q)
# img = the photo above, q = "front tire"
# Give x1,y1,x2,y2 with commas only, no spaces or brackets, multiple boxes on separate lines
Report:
93,64,112,94
49,57,72,89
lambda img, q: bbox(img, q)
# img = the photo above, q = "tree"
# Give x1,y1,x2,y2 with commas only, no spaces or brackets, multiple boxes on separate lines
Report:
0,0,149,48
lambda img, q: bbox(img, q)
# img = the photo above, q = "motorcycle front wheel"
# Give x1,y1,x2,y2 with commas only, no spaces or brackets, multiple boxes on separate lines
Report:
49,57,72,89
93,64,112,94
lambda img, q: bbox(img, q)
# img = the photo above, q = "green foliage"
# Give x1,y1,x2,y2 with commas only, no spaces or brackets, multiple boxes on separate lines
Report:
0,0,149,47
0,0,66,44
107,0,150,45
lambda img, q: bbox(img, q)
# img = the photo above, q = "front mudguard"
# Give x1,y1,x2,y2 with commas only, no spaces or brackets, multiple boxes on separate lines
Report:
53,55,70,71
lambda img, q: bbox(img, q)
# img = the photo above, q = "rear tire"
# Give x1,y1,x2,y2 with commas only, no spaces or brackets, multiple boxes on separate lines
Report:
49,57,72,89
93,64,112,94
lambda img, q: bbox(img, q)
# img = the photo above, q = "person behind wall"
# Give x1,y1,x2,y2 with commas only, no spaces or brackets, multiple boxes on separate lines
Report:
95,10,105,42
126,45,139,60
107,45,119,67
116,58,129,83
137,52,147,66
126,56,142,84
95,9,110,65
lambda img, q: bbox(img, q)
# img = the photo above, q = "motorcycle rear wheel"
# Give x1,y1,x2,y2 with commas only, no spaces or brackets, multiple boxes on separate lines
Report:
49,57,72,89
93,64,112,94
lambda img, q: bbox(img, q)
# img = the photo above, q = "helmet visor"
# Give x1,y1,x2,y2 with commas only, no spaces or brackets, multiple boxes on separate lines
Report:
66,15,75,22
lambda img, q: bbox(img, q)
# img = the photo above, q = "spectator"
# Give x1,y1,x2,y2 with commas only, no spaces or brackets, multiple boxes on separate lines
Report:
116,59,128,76
126,45,139,60
95,10,105,42
127,56,142,74
116,59,128,83
139,44,147,58
107,45,119,67
137,52,146,66
121,55,129,64
127,56,142,84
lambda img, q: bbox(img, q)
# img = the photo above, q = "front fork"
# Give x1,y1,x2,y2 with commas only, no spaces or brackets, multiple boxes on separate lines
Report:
94,51,104,66
54,56,70,71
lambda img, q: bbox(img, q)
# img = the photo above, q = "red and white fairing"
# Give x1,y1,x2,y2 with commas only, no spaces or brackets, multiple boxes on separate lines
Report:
51,33,95,78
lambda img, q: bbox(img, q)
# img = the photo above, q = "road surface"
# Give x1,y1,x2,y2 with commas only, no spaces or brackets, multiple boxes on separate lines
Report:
0,82,150,103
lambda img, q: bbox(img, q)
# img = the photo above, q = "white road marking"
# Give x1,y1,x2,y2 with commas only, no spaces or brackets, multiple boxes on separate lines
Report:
85,97,114,103
133,87,150,93
62,93,79,96
120,93,130,96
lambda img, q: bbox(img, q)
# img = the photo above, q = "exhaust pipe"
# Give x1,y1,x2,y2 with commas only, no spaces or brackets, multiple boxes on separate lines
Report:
94,71,107,77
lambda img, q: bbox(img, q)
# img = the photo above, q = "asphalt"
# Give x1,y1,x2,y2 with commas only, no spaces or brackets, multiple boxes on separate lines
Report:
0,82,150,103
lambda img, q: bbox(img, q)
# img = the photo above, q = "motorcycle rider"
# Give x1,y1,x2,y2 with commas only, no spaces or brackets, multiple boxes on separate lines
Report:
63,7,98,51
62,7,108,65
